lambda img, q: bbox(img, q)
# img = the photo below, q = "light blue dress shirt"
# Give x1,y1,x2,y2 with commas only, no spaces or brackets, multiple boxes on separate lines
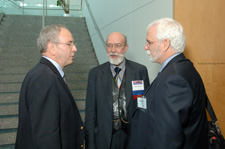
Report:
42,56,64,78
159,53,181,73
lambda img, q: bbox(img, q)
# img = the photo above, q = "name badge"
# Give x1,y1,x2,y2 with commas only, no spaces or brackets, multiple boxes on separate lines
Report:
132,80,144,100
137,96,147,109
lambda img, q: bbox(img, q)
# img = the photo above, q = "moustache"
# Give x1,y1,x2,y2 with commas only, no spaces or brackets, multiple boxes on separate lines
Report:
108,53,124,57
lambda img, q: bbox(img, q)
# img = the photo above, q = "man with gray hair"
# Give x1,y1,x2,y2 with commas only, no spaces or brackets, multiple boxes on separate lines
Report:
129,18,208,149
16,25,84,148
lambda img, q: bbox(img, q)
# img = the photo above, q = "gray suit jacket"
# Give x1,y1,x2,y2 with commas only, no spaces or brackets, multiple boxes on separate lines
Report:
85,59,149,149
16,57,84,149
129,53,208,149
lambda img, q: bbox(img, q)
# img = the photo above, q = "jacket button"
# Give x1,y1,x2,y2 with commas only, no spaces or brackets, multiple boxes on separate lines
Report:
81,126,84,129
81,144,84,147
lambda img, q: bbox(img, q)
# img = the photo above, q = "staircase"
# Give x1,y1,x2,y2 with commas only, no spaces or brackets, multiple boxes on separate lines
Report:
0,14,98,148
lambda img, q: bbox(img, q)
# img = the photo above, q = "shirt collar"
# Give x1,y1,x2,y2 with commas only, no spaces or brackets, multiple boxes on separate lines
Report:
42,56,64,78
159,53,181,72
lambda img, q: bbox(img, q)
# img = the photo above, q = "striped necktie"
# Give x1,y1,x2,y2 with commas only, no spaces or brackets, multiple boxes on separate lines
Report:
114,67,122,89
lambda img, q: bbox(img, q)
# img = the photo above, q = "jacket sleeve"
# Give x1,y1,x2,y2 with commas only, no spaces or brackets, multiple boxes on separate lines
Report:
27,74,61,149
85,69,97,149
153,74,193,148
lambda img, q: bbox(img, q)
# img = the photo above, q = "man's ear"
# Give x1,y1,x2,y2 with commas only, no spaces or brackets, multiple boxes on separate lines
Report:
163,39,170,51
47,42,57,56
124,44,128,54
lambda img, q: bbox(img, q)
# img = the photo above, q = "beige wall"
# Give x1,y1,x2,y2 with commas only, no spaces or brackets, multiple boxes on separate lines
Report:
174,0,225,134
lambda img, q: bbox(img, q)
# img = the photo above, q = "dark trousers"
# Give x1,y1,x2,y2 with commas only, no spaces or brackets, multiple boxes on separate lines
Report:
110,129,129,149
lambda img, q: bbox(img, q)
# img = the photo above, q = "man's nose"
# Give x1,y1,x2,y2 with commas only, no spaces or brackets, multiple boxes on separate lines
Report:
72,44,77,52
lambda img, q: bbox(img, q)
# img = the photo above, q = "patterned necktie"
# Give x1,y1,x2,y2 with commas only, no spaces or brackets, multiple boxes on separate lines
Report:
114,67,122,89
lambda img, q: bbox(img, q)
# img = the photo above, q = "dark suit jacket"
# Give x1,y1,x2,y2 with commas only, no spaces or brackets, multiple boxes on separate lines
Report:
129,53,208,149
85,59,150,149
15,57,84,149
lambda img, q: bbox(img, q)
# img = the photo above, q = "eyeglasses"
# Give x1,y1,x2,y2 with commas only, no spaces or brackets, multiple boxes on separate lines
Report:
146,41,155,48
106,43,126,49
54,42,75,48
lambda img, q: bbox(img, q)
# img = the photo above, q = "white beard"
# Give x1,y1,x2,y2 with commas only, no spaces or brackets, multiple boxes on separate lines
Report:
146,46,162,62
107,53,124,65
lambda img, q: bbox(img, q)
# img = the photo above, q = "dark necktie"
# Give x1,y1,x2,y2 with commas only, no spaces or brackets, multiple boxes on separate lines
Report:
114,67,122,89
63,75,66,83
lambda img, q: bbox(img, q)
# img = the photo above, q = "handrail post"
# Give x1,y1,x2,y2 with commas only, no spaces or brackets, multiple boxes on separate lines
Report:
46,0,47,16
42,0,45,27
22,0,24,15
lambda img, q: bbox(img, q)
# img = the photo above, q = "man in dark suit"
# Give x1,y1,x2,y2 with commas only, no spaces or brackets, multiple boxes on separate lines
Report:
129,18,208,149
15,25,84,149
85,32,150,149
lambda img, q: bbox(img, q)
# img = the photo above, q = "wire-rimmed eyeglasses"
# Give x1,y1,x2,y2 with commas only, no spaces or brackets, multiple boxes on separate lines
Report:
54,42,75,48
106,43,126,49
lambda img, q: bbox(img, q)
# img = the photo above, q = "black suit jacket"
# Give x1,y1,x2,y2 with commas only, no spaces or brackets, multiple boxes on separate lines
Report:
85,59,150,149
129,53,208,149
16,57,84,149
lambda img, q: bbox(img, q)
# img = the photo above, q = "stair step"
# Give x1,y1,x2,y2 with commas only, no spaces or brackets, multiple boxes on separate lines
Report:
0,90,86,104
0,144,14,149
0,117,18,130
0,72,88,83
0,46,95,55
0,57,97,67
0,83,21,93
68,81,87,90
0,65,95,74
0,105,18,116
0,59,97,68
0,93,19,104
0,109,85,130
0,81,87,92
0,131,17,145
0,101,85,115
0,74,26,83
0,111,85,130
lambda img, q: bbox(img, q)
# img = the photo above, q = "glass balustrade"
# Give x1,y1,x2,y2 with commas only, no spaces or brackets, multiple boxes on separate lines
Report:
0,0,83,17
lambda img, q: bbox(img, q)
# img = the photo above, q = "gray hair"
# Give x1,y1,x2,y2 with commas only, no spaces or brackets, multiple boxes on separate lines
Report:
123,34,128,46
147,18,186,53
37,24,67,53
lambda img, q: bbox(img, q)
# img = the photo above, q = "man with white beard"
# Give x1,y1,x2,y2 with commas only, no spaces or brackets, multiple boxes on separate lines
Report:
129,18,208,149
85,32,150,149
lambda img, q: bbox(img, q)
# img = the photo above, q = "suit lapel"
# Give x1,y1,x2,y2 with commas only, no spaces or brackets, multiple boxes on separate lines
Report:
39,57,75,104
144,72,161,95
101,62,113,110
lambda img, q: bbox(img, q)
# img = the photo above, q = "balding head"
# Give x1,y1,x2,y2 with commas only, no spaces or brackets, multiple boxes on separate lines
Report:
106,32,127,46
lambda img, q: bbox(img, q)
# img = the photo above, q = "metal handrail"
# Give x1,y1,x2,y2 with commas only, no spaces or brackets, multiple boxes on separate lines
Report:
1,0,83,27
84,0,106,49
2,0,82,12
42,0,46,27
0,0,23,14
